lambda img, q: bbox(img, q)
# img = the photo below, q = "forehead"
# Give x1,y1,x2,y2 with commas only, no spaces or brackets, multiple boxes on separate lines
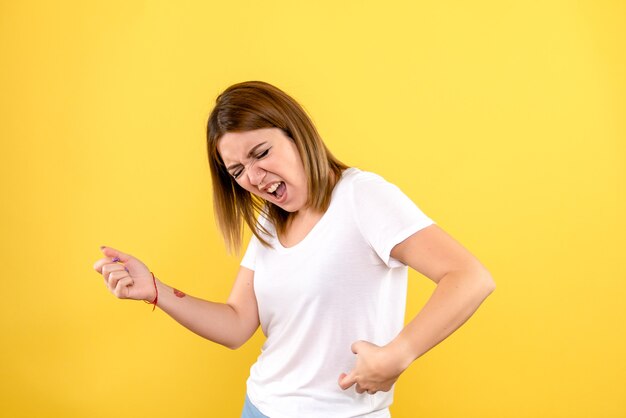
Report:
217,128,279,164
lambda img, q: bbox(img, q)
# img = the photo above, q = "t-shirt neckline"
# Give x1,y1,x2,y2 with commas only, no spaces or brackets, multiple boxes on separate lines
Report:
273,167,357,253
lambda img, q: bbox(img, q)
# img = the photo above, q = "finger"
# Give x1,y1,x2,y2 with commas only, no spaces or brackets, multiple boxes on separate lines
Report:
338,373,346,386
100,246,132,264
367,389,377,395
355,383,366,394
351,340,365,355
107,270,129,292
338,372,357,390
101,263,127,284
93,257,128,274
93,258,114,273
114,277,135,298
381,384,393,392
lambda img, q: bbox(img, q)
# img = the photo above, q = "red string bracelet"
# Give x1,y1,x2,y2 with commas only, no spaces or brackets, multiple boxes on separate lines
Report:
144,271,158,311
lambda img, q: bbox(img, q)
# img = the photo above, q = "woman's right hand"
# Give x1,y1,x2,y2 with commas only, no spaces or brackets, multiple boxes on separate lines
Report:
93,246,156,302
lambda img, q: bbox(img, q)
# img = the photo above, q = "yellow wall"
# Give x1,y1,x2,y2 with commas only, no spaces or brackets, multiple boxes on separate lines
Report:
1,1,624,417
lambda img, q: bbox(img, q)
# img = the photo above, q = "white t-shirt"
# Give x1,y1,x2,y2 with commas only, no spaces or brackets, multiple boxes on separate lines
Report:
240,167,435,418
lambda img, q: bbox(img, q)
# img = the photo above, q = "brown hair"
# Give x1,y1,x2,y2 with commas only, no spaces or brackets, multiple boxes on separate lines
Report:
206,81,348,252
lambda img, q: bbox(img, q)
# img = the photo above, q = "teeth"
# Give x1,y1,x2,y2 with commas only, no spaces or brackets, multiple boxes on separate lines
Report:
266,182,281,193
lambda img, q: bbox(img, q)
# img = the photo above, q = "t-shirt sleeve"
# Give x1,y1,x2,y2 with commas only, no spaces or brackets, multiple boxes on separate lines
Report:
240,234,259,271
351,172,435,268
240,211,271,271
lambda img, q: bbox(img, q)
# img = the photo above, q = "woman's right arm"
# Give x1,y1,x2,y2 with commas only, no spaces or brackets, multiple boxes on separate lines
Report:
93,246,260,350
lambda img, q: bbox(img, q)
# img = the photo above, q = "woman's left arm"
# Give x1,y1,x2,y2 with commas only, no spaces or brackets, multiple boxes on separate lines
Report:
338,224,496,394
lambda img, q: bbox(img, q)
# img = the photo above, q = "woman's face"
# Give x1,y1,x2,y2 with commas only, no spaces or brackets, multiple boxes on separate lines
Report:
217,128,308,213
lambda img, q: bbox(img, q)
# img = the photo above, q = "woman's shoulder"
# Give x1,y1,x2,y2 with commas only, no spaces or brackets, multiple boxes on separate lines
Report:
333,168,401,208
336,167,411,209
339,167,390,188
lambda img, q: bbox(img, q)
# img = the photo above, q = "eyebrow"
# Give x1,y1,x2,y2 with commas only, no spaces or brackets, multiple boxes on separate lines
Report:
226,142,268,171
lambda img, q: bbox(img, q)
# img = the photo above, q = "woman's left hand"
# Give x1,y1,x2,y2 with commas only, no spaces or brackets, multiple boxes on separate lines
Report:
338,340,412,394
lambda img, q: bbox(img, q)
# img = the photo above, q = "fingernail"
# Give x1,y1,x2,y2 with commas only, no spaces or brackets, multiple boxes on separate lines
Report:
112,257,120,262
124,267,129,272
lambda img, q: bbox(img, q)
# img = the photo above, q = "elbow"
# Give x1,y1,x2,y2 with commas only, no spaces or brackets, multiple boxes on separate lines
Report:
222,336,245,350
480,270,496,294
225,340,244,350
222,331,254,350
460,266,495,295
201,336,241,350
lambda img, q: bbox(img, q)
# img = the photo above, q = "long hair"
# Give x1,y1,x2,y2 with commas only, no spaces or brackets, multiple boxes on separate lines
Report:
206,81,348,253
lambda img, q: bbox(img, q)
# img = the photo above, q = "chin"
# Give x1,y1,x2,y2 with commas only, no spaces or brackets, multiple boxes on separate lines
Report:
270,200,301,213
273,203,294,212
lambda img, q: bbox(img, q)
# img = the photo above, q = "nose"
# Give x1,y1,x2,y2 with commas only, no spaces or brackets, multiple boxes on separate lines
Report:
247,163,266,186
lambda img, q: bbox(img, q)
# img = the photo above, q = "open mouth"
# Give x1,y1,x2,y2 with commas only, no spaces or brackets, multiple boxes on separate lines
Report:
266,181,286,199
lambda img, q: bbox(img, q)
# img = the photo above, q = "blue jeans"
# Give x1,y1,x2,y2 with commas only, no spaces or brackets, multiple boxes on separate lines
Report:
241,394,269,418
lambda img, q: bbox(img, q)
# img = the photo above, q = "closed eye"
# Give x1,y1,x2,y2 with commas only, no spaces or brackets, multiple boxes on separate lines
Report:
232,168,243,179
230,147,271,180
256,148,270,159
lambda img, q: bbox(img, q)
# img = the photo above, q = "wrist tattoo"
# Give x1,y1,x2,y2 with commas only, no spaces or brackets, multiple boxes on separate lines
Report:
173,288,186,298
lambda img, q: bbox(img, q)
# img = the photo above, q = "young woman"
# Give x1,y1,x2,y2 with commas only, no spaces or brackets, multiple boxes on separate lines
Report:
93,81,496,418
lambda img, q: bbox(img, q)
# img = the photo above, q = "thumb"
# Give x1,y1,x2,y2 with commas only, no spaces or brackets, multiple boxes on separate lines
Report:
351,340,378,355
338,371,356,390
99,246,151,276
100,246,131,263
351,340,367,355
